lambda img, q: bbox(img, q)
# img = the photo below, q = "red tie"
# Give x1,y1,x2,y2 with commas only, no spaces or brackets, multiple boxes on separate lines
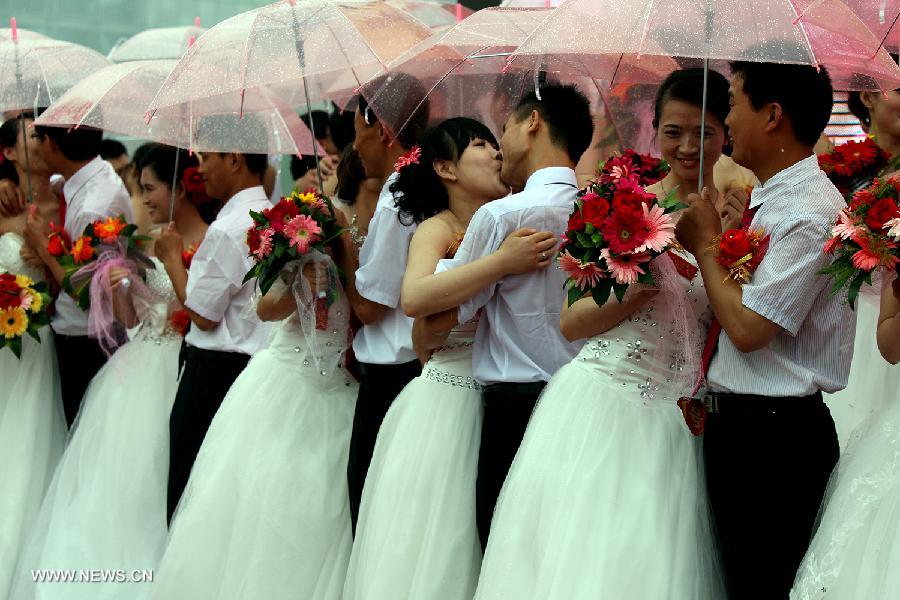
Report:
692,202,758,395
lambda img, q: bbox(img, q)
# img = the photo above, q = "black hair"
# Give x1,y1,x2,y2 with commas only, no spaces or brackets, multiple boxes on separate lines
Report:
729,60,833,147
335,145,366,204
357,72,430,148
138,143,217,224
300,110,331,143
653,68,730,129
392,117,497,226
329,107,356,152
100,138,128,160
130,142,156,171
33,114,103,162
847,53,900,128
290,154,318,180
512,81,593,163
0,113,35,184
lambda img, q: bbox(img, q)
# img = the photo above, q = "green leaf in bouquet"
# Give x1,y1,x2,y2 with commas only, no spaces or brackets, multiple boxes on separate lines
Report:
120,223,138,237
273,238,288,259
584,222,595,235
75,281,92,311
590,232,602,244
566,283,583,307
5,335,22,358
659,185,687,213
590,281,612,308
250,210,267,225
26,325,41,343
636,270,656,286
847,270,872,310
613,282,628,303
576,232,593,248
258,266,282,296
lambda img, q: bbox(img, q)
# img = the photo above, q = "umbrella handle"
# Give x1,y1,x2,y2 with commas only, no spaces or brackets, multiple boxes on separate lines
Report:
698,57,709,195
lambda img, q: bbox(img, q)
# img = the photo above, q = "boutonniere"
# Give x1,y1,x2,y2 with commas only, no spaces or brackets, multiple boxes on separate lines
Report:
708,227,770,285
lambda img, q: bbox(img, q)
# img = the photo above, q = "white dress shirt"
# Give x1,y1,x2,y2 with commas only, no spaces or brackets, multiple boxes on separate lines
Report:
184,186,272,355
52,156,134,336
439,167,582,386
707,154,855,396
351,173,417,365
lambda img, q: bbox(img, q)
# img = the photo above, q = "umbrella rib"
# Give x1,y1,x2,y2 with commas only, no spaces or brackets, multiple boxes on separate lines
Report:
788,1,819,69
324,19,363,89
871,8,900,57
76,65,134,131
637,0,658,58
238,7,266,117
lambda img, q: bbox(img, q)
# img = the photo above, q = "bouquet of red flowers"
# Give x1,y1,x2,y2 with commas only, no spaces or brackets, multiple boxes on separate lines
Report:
559,154,685,307
818,138,893,199
822,176,900,308
243,189,344,294
597,149,669,188
0,273,52,358
55,215,153,310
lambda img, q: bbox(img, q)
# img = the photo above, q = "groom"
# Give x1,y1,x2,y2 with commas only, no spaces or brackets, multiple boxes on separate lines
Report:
438,82,593,547
676,61,854,598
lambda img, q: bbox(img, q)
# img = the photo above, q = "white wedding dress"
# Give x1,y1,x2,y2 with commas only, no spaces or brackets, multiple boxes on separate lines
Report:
146,274,357,600
343,318,482,600
473,252,725,600
0,232,66,600
10,257,181,600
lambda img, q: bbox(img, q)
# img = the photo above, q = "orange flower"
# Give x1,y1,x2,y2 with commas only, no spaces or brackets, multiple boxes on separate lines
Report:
71,236,94,264
93,217,126,242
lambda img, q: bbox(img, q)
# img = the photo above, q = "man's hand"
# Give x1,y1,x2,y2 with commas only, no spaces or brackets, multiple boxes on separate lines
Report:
318,154,340,179
0,179,25,218
675,187,722,256
20,244,44,269
154,223,184,266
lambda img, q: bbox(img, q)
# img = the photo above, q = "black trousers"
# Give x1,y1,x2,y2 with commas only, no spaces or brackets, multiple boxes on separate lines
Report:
167,344,250,522
54,333,108,428
703,392,839,599
348,359,421,533
477,381,545,549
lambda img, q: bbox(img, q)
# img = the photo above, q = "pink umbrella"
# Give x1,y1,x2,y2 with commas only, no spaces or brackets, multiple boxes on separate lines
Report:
108,24,207,62
386,0,473,31
840,0,900,53
35,59,318,156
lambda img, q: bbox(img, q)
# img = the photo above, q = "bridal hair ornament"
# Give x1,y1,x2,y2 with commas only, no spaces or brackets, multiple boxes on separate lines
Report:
394,146,422,172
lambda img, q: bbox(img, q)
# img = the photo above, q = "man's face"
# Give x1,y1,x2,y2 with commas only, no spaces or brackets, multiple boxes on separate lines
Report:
499,110,529,192
725,74,767,172
106,153,130,183
197,152,229,201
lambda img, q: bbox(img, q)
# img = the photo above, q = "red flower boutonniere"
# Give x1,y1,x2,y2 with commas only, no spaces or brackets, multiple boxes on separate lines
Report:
709,227,770,285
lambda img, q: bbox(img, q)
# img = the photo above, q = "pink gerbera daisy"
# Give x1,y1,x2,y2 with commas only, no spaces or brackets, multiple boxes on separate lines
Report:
558,251,606,290
600,155,639,185
633,204,676,253
823,236,841,255
252,228,275,260
284,214,322,254
18,289,33,311
832,210,863,240
602,249,652,285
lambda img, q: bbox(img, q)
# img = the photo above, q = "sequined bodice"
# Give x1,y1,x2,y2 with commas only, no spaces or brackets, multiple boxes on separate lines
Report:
421,317,480,391
0,233,44,282
572,253,712,403
131,257,182,344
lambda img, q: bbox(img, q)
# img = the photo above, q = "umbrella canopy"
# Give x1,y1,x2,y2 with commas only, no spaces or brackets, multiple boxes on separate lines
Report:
146,0,434,117
108,25,207,62
36,60,318,156
0,27,48,42
841,0,900,52
506,0,900,91
0,38,111,111
386,0,473,31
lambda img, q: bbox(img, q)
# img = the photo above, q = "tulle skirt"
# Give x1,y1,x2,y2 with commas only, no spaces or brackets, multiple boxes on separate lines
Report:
146,348,357,600
9,336,179,600
0,330,66,599
791,389,900,600
474,361,725,600
824,299,900,450
343,369,482,600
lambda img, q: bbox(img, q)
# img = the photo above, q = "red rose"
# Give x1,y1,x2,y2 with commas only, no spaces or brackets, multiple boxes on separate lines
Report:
169,309,190,337
865,198,900,231
247,227,262,255
850,188,878,213
581,196,610,227
567,210,585,233
0,274,21,309
719,229,752,263
181,167,212,205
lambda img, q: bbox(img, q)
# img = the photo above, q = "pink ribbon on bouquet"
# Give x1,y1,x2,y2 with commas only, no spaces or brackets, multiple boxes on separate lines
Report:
71,241,153,356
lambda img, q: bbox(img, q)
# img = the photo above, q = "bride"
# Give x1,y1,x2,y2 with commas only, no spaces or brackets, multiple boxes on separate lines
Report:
9,144,208,600
472,68,738,599
0,112,67,599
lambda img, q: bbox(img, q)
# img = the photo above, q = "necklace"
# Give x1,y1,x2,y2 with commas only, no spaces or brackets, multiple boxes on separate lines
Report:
349,211,367,249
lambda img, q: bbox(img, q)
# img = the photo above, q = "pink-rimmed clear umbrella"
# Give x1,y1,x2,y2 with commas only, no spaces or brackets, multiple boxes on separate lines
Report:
361,6,676,141
839,0,900,53
386,0,473,31
145,0,433,186
108,22,207,62
506,0,900,188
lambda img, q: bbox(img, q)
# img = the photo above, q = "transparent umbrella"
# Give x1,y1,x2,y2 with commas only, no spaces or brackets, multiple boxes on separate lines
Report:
386,0,472,31
35,60,319,156
0,37,111,112
840,0,900,53
108,23,207,62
